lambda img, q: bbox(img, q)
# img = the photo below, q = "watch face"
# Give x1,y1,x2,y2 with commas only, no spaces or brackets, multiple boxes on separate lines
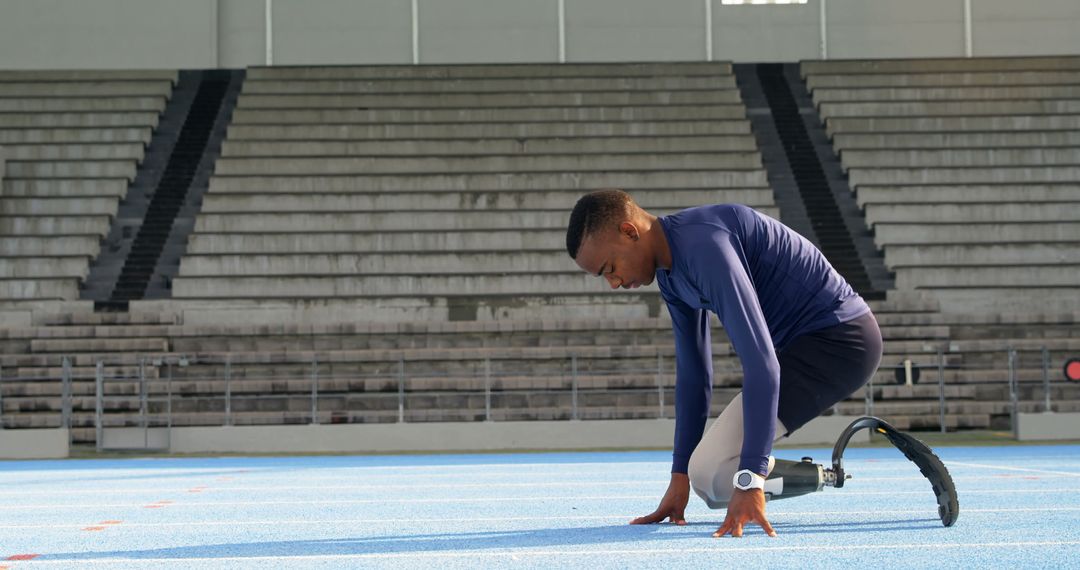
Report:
738,472,753,487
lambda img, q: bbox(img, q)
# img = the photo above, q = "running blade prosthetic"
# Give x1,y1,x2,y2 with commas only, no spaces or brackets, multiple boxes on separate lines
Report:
829,416,959,527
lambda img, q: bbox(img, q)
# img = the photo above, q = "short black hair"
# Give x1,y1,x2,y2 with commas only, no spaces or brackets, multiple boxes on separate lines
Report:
566,189,635,259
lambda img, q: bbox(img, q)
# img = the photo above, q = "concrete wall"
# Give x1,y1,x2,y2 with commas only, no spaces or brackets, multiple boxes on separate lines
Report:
0,429,70,459
1,0,1078,69
166,415,866,454
1017,412,1080,441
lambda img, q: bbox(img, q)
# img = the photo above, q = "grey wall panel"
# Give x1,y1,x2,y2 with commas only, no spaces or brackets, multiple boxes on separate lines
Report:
713,1,821,62
0,0,216,69
272,0,412,65
219,0,265,68
827,0,965,59
420,0,558,64
974,0,1080,57
565,0,705,62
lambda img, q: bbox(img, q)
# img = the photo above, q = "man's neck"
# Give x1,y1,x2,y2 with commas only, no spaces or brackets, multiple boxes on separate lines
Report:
643,213,673,271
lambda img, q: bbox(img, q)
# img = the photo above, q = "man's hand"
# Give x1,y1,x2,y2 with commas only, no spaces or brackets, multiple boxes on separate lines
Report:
714,488,777,538
630,472,690,525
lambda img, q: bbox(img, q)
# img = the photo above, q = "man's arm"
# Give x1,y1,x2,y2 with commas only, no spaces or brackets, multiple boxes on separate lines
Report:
667,295,713,474
687,229,780,476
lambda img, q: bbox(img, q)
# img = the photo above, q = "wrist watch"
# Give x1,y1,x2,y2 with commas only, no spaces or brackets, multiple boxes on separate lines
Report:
733,469,766,491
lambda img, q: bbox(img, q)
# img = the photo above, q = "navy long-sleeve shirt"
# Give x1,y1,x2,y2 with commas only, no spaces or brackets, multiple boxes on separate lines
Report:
655,204,871,475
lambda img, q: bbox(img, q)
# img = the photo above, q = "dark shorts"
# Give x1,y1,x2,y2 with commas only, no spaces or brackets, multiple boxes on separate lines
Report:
775,311,884,435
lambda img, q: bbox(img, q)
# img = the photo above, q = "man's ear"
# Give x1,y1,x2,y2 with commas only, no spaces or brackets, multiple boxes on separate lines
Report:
619,221,639,241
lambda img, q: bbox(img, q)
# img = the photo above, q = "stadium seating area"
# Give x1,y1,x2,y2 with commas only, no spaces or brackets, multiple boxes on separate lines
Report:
0,70,177,305
1,58,1078,447
803,56,1080,314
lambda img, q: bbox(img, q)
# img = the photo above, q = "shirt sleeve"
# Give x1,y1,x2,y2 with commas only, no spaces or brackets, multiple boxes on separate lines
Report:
665,294,713,474
686,228,781,476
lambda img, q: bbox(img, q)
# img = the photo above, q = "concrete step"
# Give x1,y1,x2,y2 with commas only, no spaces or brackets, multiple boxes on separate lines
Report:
0,112,160,129
220,135,759,157
0,96,167,113
820,99,1080,118
237,89,743,109
841,148,1080,169
208,170,769,193
928,289,1080,314
245,62,733,80
29,337,170,354
0,215,111,236
199,188,775,214
4,160,137,180
884,243,1080,267
230,105,748,125
826,115,1080,135
0,279,79,301
894,266,1080,288
2,178,129,197
848,166,1080,186
873,222,1080,245
226,120,752,140
855,184,1080,206
242,76,738,95
2,143,146,161
0,236,101,257
834,131,1080,149
813,85,1080,103
213,152,764,175
802,56,1080,75
0,69,177,82
0,81,173,97
864,202,1080,225
0,127,152,145
0,257,90,279
192,207,780,233
0,196,119,216
39,312,179,326
806,70,1080,89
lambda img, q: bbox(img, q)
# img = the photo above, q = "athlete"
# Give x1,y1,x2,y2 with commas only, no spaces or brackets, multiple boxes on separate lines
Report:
565,189,885,538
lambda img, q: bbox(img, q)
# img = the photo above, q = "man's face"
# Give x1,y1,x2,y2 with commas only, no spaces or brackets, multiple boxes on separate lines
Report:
573,222,656,290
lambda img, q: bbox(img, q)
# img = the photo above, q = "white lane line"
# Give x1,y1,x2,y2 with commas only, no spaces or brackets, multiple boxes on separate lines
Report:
946,461,1080,477
8,540,1080,563
2,488,1080,510
1,506,1078,530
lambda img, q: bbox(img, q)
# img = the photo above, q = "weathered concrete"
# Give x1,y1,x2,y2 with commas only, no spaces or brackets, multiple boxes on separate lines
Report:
842,148,1080,169
0,257,90,278
0,215,112,235
802,56,1080,76
895,265,1078,288
186,230,570,255
0,428,69,459
834,132,1080,149
208,170,769,193
1018,412,1080,441
928,288,1080,314
873,222,1080,245
246,62,733,80
0,279,79,301
193,208,780,233
856,185,1080,207
2,178,129,197
0,127,152,145
820,99,1080,118
221,135,759,157
814,85,1080,103
3,143,146,161
848,166,1080,186
884,243,1080,267
226,120,752,140
0,96,167,113
242,76,737,95
238,89,743,109
0,196,119,216
213,152,763,175
864,202,1080,226
806,70,1080,89
827,115,1080,134
230,105,748,124
0,112,160,129
0,70,178,82
0,81,173,97
199,189,774,214
0,236,101,257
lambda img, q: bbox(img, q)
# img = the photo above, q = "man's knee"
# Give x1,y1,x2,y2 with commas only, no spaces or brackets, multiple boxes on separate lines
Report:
688,451,734,508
